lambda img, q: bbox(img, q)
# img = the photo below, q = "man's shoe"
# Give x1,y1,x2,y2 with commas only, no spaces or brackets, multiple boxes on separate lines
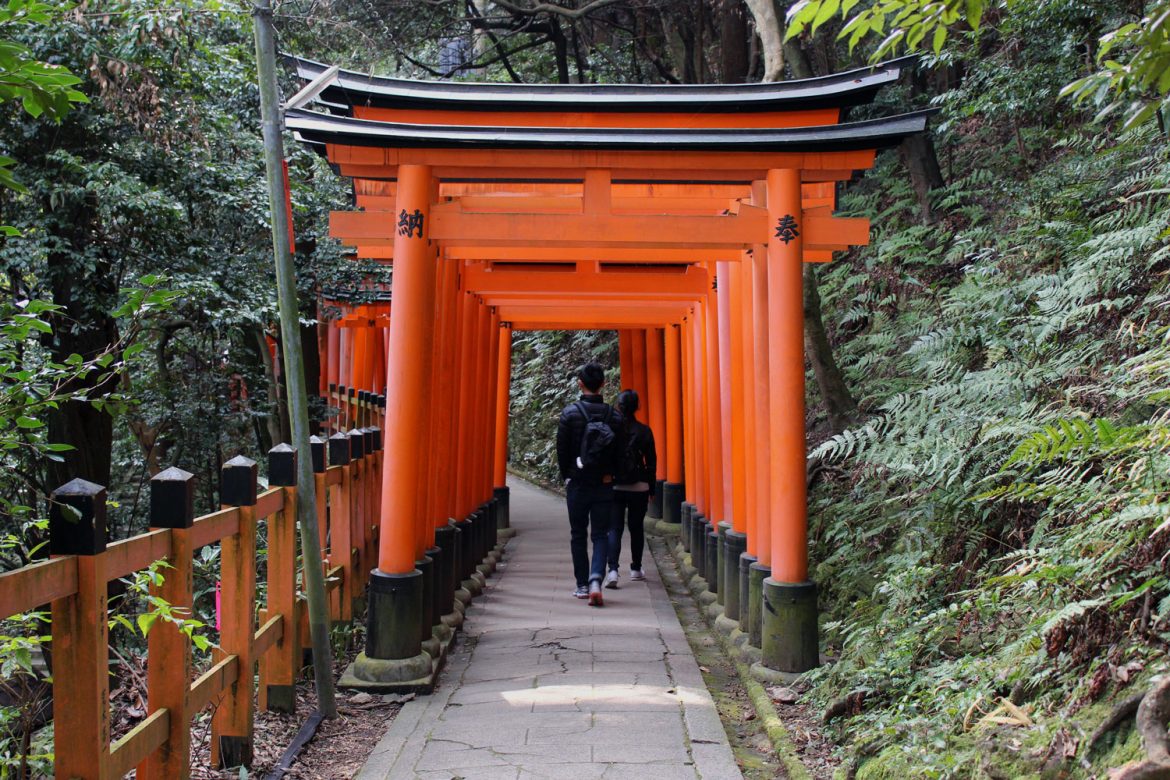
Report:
588,580,604,607
629,568,645,582
604,569,620,589
573,585,589,599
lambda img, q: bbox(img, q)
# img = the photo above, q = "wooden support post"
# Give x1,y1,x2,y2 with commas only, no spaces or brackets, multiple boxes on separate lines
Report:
328,432,352,623
50,479,111,780
630,329,649,411
762,167,818,673
140,468,196,778
213,456,259,769
262,446,299,714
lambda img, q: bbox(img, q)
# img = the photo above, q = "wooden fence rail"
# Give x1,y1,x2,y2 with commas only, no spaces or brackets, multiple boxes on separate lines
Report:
0,395,383,779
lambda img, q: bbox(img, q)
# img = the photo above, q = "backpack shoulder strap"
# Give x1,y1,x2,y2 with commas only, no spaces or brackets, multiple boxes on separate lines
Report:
574,400,593,422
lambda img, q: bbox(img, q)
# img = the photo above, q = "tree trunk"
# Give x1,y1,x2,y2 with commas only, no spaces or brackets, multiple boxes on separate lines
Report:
746,9,860,433
43,191,118,491
719,0,751,83
804,264,858,434
743,0,785,81
899,133,945,224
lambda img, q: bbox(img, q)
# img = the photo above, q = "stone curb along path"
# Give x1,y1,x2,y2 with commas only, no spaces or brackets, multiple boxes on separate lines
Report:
356,476,744,779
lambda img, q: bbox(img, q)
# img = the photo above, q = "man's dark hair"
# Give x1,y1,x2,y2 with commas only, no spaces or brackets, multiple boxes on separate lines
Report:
577,362,605,393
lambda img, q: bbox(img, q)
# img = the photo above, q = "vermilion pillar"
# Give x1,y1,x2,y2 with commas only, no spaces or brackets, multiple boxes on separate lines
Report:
360,164,435,677
493,322,513,528
645,328,667,520
762,168,818,673
722,259,749,621
663,324,685,525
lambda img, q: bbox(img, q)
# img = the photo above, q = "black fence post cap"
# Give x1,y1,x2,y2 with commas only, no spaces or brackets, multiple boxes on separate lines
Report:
220,455,258,507
328,383,337,393
150,467,195,529
268,443,298,487
49,478,107,556
310,435,327,474
348,428,365,459
328,431,351,466
377,394,387,409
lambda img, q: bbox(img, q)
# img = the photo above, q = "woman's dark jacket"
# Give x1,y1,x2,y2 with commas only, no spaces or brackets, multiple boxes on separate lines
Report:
616,418,656,487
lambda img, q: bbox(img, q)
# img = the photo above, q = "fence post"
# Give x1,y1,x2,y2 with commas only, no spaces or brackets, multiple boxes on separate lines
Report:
345,427,366,618
328,431,352,624
262,444,299,713
139,468,195,780
212,456,258,769
50,479,111,780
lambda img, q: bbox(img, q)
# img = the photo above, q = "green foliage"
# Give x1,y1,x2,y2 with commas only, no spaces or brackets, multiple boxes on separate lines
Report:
787,0,1170,130
804,96,1170,775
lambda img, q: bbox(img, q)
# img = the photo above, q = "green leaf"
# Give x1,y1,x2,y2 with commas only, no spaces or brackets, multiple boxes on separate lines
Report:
965,0,983,31
811,0,841,34
137,613,158,636
16,415,42,429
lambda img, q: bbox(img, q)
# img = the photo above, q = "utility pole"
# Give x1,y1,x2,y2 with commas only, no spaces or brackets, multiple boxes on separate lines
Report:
251,0,337,718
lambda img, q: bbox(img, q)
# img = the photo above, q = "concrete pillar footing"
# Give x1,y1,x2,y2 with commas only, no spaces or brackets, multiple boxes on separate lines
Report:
748,662,804,687
761,578,819,674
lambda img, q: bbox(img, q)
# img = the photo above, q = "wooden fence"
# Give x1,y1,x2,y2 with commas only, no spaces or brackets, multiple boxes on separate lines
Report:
0,391,383,779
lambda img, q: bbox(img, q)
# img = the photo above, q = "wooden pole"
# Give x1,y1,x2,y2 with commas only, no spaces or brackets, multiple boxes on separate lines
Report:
251,0,335,717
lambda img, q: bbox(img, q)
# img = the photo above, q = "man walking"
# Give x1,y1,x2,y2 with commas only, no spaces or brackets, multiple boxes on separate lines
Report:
556,362,623,607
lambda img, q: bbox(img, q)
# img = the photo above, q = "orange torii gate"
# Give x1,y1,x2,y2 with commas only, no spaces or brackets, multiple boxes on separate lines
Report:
286,56,931,685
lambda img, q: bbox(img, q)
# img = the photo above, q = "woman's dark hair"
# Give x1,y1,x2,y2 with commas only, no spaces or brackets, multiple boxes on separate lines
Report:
616,389,639,418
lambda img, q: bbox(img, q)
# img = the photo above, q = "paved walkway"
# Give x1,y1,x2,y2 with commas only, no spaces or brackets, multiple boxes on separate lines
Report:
357,476,742,780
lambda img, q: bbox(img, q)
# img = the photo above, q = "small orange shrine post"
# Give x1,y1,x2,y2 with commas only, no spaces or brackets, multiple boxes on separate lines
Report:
287,56,931,679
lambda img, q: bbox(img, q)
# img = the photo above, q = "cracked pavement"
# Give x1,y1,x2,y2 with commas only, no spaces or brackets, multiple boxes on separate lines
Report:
356,477,742,779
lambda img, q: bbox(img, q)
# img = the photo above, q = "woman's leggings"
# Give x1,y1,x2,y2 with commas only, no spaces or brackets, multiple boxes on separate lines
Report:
608,489,650,571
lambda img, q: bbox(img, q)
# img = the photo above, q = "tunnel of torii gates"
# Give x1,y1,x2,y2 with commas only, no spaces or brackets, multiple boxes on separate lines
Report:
284,54,931,683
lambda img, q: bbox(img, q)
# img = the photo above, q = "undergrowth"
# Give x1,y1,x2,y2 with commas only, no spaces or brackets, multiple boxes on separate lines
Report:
807,114,1170,777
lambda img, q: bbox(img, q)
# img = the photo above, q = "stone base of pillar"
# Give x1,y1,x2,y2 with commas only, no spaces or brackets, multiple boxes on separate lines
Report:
714,523,730,604
722,531,747,621
364,569,424,661
761,579,819,674
680,502,694,552
738,553,757,633
454,586,472,607
647,479,665,519
415,555,435,646
342,650,434,693
691,514,707,577
705,529,720,595
433,524,458,616
458,517,476,580
664,483,685,525
493,486,510,528
747,562,769,648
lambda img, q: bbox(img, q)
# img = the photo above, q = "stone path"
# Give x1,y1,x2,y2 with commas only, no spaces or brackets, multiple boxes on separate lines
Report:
356,476,743,780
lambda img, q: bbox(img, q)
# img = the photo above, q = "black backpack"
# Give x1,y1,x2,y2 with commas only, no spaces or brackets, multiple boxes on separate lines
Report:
617,423,643,483
574,401,615,470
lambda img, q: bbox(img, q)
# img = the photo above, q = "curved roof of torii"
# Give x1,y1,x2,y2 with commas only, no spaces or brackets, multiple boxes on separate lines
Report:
289,55,918,113
286,107,935,153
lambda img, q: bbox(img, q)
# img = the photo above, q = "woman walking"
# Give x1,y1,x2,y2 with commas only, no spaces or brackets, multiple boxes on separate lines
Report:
604,389,657,588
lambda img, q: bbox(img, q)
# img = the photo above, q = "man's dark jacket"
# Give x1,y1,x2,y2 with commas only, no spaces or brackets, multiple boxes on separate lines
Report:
556,393,624,486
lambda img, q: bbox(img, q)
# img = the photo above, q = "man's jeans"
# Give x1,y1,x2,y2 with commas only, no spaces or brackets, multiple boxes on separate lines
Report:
566,482,613,587
608,489,649,573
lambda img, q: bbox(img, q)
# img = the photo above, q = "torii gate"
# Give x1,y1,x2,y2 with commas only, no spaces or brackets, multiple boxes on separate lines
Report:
287,56,931,686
